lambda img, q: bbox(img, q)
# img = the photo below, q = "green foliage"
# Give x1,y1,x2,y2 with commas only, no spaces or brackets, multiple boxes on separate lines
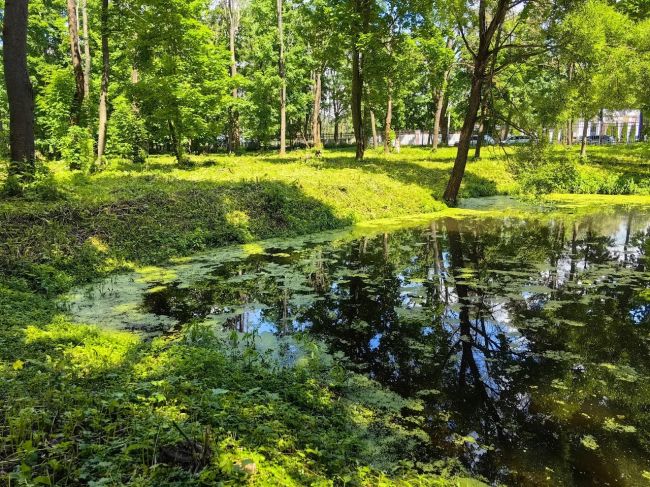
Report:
62,126,94,172
508,143,650,195
0,146,649,485
35,67,76,157
509,142,580,193
106,95,149,162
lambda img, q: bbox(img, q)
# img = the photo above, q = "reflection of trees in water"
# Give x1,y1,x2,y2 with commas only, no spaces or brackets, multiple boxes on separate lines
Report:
304,214,650,484
140,211,650,484
444,218,505,441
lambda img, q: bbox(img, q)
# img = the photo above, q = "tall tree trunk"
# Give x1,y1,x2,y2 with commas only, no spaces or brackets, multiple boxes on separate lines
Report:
227,0,240,153
277,0,286,155
370,110,378,148
440,96,449,145
383,82,392,153
334,115,340,144
3,0,35,180
82,0,90,98
474,26,499,160
500,116,510,141
580,116,588,158
67,0,85,124
351,0,368,160
311,69,322,149
351,43,364,159
443,65,484,204
566,63,574,145
443,0,508,204
432,86,447,151
168,120,184,165
474,97,488,159
96,0,109,166
432,38,454,151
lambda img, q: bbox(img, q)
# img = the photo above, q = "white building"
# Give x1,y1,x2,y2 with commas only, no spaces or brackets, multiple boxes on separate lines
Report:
549,109,643,143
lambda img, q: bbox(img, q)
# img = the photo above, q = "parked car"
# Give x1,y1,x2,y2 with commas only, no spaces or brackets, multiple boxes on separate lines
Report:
502,135,532,145
581,134,616,145
454,135,496,147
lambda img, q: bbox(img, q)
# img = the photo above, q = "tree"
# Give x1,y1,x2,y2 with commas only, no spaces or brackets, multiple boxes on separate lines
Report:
129,0,230,165
96,0,110,166
82,0,91,98
66,0,86,124
3,0,35,180
561,0,636,157
349,0,372,160
322,67,348,144
442,0,550,203
442,0,509,203
277,0,287,154
431,37,454,151
225,0,242,152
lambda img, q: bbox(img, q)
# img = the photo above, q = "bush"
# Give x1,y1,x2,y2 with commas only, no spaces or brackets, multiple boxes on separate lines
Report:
508,141,580,193
107,95,149,163
2,175,25,197
62,126,94,172
28,168,67,201
0,130,9,159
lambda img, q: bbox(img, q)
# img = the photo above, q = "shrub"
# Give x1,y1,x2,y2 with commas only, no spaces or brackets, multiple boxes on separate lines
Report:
62,126,94,172
0,129,9,159
28,169,67,201
107,95,149,163
508,141,579,193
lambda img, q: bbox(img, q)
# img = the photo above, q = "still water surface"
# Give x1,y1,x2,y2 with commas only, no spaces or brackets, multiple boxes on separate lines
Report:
69,206,650,486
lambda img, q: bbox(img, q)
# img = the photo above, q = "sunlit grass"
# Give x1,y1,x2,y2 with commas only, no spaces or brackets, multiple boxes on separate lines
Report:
1,144,648,485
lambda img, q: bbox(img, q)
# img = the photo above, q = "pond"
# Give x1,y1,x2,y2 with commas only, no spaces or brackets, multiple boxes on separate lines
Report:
66,202,650,486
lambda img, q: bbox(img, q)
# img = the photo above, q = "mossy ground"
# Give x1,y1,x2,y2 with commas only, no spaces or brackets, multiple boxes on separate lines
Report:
1,144,648,485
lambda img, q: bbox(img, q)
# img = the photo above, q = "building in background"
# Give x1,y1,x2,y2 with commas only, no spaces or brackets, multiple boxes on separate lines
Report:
549,109,644,144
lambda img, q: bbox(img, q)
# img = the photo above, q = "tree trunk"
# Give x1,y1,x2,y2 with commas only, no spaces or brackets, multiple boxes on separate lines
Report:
384,83,392,153
443,66,484,204
311,69,322,149
351,0,368,160
580,116,588,158
82,0,91,98
228,0,240,153
432,38,453,151
351,44,364,159
67,0,85,124
96,0,109,166
334,116,340,144
475,26,499,160
567,63,575,145
443,0,508,204
474,97,488,159
432,85,448,151
3,0,35,180
168,120,184,165
500,119,509,142
370,110,378,149
441,97,449,145
277,0,286,155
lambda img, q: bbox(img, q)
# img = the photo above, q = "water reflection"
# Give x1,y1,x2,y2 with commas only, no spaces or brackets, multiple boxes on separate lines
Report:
107,211,650,484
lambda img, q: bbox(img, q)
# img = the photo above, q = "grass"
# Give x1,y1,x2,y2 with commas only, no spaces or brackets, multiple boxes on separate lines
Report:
1,144,649,485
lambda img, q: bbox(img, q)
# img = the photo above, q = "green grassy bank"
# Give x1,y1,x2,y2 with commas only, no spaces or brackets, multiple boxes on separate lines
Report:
1,145,649,485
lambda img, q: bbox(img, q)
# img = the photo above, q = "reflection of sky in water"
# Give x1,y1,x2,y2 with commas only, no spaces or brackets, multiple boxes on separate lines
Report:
65,209,650,486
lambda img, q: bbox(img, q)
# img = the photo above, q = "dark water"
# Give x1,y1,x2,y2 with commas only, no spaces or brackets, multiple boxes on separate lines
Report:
88,209,650,485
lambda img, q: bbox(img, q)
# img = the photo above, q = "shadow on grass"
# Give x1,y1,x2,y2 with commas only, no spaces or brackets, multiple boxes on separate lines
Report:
0,309,451,484
315,154,499,199
100,147,502,200
0,176,351,300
